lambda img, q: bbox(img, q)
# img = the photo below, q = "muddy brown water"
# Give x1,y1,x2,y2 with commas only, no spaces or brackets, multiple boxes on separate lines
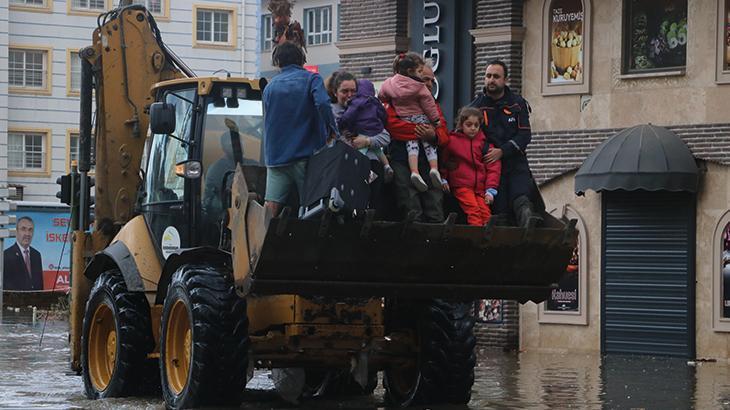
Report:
3,313,730,409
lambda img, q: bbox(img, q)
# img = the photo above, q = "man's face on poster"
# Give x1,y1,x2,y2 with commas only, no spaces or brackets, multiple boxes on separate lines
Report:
16,219,34,248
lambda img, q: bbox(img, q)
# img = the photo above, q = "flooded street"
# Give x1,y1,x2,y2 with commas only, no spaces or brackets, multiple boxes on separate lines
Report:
3,313,730,409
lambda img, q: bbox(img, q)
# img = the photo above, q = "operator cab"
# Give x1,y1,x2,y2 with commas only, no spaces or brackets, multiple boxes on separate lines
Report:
143,77,265,257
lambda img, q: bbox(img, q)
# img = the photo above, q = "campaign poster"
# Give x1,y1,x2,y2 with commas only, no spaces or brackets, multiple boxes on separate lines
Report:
546,242,580,312
476,299,503,323
547,0,584,84
3,207,71,292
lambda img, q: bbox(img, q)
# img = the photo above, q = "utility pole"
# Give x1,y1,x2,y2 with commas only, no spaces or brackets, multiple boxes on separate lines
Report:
0,186,17,322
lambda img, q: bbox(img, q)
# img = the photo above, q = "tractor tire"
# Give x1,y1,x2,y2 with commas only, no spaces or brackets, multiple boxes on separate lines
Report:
384,299,476,407
81,269,155,399
160,264,249,409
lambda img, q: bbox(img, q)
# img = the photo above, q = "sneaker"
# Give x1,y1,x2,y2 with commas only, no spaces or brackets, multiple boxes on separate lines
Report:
383,165,394,184
410,172,428,192
429,168,443,189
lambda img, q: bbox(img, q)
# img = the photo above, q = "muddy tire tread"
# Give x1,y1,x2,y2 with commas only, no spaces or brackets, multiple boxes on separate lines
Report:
161,264,249,409
82,269,154,399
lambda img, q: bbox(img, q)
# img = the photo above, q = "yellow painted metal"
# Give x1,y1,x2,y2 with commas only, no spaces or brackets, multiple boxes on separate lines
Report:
111,215,163,293
149,304,163,353
151,76,264,96
247,295,295,334
293,297,384,325
229,165,270,296
284,324,384,339
165,300,191,395
88,303,116,392
85,7,183,236
70,231,92,373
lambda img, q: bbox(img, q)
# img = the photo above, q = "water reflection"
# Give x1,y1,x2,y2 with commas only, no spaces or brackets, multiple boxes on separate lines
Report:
4,314,730,409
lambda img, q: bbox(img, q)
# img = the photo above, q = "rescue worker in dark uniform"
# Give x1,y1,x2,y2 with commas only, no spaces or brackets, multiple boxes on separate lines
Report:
470,60,544,228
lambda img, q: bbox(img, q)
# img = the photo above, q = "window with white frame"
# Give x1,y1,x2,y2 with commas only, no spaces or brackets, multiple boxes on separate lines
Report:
70,51,81,93
132,0,162,15
8,132,46,172
69,132,96,171
10,0,46,7
9,48,48,90
262,14,273,51
305,6,332,46
196,8,232,44
72,0,105,11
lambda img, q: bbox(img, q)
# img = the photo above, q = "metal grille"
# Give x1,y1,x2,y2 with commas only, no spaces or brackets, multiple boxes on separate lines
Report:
602,191,695,357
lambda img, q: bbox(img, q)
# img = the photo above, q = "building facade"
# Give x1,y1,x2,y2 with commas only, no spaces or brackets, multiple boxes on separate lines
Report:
257,0,340,79
3,0,258,203
338,0,730,356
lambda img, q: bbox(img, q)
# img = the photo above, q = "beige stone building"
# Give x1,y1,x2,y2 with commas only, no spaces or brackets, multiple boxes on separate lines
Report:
336,0,730,356
520,0,730,359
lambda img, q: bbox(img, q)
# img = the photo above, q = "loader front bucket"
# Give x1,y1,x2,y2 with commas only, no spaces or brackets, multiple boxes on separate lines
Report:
248,212,577,303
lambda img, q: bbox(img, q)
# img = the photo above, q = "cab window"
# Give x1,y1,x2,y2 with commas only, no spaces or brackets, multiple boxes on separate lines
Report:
144,89,196,204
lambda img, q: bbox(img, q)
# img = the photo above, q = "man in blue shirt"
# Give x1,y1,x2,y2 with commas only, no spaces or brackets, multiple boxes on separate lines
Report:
263,42,338,217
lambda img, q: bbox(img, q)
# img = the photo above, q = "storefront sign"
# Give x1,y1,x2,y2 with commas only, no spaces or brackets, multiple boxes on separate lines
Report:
410,0,473,127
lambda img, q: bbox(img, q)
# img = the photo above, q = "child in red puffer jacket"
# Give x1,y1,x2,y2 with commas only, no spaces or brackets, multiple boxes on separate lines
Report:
440,106,502,226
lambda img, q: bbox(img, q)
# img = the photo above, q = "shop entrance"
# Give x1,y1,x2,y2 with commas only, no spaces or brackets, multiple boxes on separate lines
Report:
601,190,695,358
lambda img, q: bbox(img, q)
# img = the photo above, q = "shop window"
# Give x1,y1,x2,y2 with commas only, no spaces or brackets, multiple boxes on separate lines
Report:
475,299,504,323
713,213,730,331
623,0,687,74
194,5,236,48
539,205,588,325
717,0,730,83
541,0,591,95
261,14,273,51
8,130,50,176
304,6,332,46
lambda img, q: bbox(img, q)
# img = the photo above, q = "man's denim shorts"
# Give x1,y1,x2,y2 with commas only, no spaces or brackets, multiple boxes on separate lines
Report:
265,159,308,204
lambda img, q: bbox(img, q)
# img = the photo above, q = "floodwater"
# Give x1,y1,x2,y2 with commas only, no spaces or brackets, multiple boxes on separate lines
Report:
3,312,730,409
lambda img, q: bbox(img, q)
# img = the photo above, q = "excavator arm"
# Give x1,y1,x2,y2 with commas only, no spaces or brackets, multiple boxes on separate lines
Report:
68,3,192,372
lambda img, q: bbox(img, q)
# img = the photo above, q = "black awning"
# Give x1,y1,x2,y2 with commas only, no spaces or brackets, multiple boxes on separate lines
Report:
575,124,698,195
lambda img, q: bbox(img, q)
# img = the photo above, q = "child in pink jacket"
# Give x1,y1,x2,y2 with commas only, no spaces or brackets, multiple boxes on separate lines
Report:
378,52,442,192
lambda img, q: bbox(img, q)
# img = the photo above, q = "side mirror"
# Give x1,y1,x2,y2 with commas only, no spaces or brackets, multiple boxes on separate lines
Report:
150,102,176,134
175,159,202,179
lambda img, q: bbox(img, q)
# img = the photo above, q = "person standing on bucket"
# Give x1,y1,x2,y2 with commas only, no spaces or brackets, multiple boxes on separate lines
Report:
470,60,544,228
262,41,338,217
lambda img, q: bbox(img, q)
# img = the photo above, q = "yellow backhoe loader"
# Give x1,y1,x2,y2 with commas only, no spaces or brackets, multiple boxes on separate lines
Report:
61,4,577,408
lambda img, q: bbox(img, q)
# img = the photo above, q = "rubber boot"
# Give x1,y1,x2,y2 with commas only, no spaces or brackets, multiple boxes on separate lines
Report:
513,195,543,229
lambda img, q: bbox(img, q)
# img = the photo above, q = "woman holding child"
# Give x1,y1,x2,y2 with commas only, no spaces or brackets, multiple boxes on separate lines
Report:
325,70,392,215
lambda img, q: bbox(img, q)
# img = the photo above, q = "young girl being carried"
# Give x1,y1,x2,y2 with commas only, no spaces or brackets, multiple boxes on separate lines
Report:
440,107,502,226
378,52,442,192
338,79,394,182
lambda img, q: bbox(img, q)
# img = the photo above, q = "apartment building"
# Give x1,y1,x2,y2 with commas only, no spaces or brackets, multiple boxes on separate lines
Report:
257,0,340,80
3,0,259,203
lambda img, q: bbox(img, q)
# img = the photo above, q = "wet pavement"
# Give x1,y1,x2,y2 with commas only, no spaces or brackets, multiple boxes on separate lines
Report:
3,312,730,409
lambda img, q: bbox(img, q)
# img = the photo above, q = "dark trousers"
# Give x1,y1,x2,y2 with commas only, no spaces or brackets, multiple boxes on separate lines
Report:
391,160,444,223
493,156,545,218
